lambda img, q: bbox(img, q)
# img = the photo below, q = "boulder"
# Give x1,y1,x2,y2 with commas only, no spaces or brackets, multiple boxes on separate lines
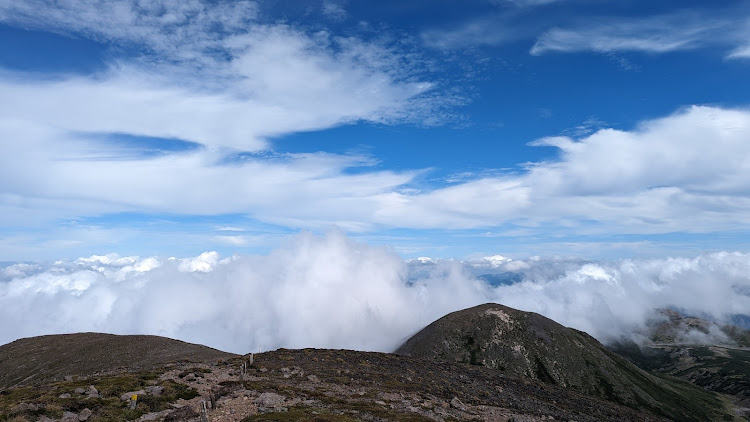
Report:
86,385,99,398
121,389,146,401
254,392,285,407
78,408,92,421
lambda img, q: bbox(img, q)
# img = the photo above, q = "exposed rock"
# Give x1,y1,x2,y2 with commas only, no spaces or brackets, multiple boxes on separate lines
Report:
61,411,78,421
11,402,39,413
164,406,199,422
121,389,146,401
254,392,286,407
137,410,172,421
86,385,99,398
58,393,72,398
145,385,164,396
78,408,92,421
450,397,467,411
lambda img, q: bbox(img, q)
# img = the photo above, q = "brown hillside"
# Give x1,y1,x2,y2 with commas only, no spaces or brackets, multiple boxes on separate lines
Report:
1,347,675,422
0,333,236,389
396,303,732,422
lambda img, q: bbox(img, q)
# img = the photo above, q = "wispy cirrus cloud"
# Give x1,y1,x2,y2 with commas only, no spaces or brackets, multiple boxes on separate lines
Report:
421,15,527,49
728,44,750,59
530,8,750,58
423,3,750,59
500,0,563,6
0,0,444,151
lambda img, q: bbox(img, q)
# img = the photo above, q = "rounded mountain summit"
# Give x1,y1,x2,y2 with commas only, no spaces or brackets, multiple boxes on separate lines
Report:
396,303,724,421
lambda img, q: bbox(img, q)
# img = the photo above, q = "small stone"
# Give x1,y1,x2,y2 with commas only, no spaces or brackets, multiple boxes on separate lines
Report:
184,373,196,381
61,411,78,422
87,385,99,398
375,400,386,406
78,408,92,421
145,385,164,396
64,375,74,382
74,387,86,394
121,390,146,401
138,411,170,421
450,397,467,411
59,393,72,399
307,375,320,383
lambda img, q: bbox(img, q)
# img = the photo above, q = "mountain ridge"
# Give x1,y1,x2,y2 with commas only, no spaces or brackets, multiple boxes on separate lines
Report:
396,302,735,421
0,332,236,390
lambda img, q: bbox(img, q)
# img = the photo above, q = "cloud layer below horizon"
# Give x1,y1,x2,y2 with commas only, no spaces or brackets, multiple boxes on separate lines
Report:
2,232,748,354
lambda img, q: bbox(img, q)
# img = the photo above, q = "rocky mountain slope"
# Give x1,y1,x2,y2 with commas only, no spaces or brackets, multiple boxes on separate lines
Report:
608,309,750,419
396,303,734,421
0,306,742,422
1,346,678,422
0,333,236,389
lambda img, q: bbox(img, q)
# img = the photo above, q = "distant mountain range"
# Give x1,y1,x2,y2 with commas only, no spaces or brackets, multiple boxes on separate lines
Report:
608,308,750,419
0,304,747,421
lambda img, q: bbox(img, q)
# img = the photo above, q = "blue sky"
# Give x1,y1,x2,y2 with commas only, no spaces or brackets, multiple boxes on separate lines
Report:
2,0,750,261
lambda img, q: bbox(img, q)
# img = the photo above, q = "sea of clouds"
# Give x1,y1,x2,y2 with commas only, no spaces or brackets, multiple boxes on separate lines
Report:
2,231,749,354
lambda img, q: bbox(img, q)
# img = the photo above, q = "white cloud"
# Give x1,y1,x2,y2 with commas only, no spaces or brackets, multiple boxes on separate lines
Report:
377,106,750,234
1,232,749,353
0,232,488,352
728,45,750,59
322,1,348,21
178,251,220,273
4,104,750,240
530,10,745,57
0,1,442,151
423,5,750,55
2,1,750,253
421,16,522,49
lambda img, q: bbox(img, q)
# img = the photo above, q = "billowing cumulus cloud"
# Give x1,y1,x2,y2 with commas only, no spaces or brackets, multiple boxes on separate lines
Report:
2,232,749,353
